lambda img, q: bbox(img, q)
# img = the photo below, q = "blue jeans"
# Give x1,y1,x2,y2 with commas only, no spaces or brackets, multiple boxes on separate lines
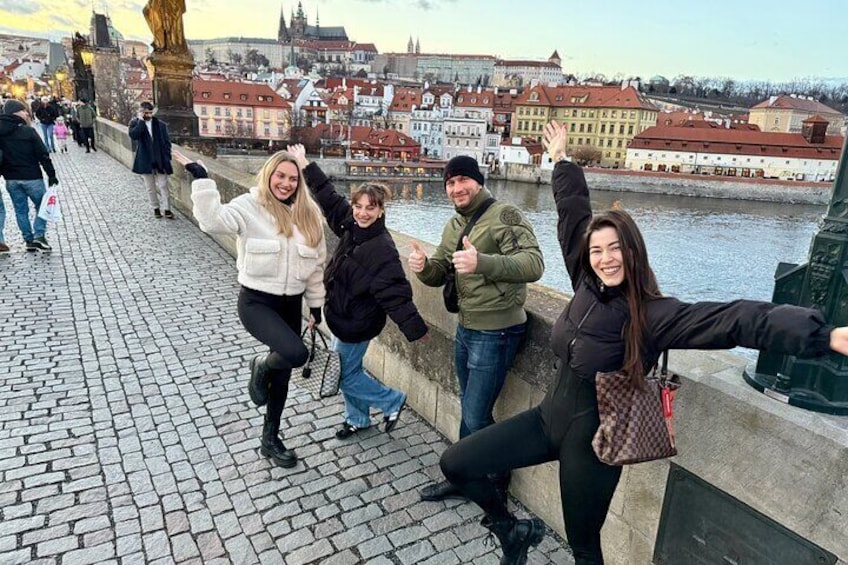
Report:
455,323,525,438
333,338,406,429
0,195,6,244
5,179,47,241
41,123,55,151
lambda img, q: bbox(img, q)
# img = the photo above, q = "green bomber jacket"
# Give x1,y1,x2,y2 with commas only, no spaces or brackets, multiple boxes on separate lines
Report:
416,187,544,330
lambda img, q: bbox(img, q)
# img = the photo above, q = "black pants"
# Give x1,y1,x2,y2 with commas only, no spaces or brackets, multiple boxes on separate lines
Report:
237,286,309,424
81,127,95,151
440,366,621,565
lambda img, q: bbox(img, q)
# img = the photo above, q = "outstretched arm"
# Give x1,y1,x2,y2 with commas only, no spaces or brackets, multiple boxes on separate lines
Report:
174,149,246,235
543,121,592,288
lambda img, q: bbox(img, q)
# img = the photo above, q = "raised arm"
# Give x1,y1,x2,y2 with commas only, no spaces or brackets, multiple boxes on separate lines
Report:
288,144,351,236
544,121,592,287
647,297,833,358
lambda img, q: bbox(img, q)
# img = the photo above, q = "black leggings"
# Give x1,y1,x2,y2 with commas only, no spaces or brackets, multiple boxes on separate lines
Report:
237,286,309,422
440,367,621,565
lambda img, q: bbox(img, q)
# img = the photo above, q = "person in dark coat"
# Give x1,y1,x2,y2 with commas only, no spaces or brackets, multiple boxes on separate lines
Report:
128,102,174,219
289,143,430,439
438,120,848,565
0,99,58,253
35,97,60,152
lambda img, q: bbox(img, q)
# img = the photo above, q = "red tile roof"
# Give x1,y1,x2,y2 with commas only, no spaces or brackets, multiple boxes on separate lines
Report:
515,85,658,111
496,60,560,69
631,125,844,160
454,91,493,108
390,87,422,111
193,79,290,109
750,94,842,116
352,43,377,52
501,137,543,154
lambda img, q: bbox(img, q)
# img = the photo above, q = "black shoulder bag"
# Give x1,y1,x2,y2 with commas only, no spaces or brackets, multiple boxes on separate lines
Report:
443,197,496,313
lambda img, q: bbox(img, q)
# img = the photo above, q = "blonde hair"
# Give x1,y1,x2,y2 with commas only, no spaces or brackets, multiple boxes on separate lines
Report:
255,151,324,247
350,182,392,209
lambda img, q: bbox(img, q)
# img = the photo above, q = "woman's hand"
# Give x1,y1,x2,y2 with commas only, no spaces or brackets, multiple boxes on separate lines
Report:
542,120,568,162
287,144,310,170
829,327,848,356
173,149,207,179
172,149,193,166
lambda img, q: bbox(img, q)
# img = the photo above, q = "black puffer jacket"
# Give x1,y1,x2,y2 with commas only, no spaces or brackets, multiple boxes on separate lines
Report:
0,114,56,181
548,160,832,382
304,162,427,343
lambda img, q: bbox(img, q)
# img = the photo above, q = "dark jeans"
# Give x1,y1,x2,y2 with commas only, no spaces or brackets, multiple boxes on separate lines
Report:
455,323,525,438
237,286,309,423
81,127,95,151
441,367,621,564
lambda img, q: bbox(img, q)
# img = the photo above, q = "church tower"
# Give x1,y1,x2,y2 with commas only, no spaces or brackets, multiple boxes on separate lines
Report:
407,35,414,53
415,37,420,54
277,4,290,42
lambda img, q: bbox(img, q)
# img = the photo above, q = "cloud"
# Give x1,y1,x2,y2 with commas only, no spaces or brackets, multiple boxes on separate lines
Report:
343,0,455,7
0,1,40,15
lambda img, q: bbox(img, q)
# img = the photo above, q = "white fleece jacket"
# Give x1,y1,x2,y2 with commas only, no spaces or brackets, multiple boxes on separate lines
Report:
190,178,326,307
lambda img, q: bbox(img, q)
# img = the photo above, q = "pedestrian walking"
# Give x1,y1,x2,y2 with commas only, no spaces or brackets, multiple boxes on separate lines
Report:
438,120,848,565
408,155,544,503
129,102,174,219
0,98,58,253
76,98,97,152
289,144,429,439
53,117,70,153
35,97,60,153
174,148,327,469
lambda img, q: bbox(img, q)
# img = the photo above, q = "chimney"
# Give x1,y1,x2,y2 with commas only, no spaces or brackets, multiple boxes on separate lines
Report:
768,95,778,104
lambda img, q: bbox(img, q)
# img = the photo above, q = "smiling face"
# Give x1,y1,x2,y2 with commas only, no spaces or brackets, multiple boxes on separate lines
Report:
445,175,483,209
352,193,382,228
270,161,300,202
588,226,626,287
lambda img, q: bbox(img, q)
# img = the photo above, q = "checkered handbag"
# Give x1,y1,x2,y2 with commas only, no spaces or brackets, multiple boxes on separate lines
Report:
592,351,681,466
293,327,341,399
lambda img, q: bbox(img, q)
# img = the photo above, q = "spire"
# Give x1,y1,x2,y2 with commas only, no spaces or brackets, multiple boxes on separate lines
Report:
407,35,414,53
316,5,320,28
278,3,289,42
415,37,420,54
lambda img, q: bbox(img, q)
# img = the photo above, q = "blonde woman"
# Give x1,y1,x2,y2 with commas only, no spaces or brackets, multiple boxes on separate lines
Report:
174,149,326,468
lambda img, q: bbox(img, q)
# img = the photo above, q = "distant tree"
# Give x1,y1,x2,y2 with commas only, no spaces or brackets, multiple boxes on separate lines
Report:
245,49,269,68
355,68,368,78
571,146,602,167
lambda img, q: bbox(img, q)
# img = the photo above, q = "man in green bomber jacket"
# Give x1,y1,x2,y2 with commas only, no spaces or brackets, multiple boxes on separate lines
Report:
409,155,544,502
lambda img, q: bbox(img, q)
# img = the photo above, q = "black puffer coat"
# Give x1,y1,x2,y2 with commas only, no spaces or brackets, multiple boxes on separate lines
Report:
548,160,832,384
0,114,56,181
304,163,427,344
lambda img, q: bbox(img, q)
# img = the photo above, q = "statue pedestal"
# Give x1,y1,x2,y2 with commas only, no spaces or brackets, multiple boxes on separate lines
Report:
149,51,198,137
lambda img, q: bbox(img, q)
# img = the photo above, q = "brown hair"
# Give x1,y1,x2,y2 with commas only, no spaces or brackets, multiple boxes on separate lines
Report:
255,151,324,247
580,209,661,388
350,182,392,209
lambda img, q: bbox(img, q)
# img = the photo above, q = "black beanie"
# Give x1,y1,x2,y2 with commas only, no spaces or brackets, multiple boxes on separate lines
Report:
443,155,484,188
2,99,26,115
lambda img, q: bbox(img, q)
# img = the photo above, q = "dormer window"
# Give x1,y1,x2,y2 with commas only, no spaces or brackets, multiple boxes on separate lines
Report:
240,94,248,101
223,93,231,100
202,92,210,99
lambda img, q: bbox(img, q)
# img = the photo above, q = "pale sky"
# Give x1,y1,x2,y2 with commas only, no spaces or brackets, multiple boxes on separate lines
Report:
1,0,846,82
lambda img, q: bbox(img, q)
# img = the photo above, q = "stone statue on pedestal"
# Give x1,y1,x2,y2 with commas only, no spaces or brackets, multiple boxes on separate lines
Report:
143,0,188,55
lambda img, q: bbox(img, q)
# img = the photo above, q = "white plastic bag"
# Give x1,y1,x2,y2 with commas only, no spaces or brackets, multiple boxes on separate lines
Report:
37,187,62,223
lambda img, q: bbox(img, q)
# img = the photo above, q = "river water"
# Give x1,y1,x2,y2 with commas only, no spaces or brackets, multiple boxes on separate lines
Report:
340,178,824,305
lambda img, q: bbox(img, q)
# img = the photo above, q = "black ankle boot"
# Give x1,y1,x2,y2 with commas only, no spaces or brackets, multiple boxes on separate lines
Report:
481,515,546,565
260,415,297,468
248,354,270,406
489,472,511,504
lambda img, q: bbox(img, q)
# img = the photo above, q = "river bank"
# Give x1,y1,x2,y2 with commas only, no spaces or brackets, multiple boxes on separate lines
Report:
216,155,833,205
491,163,832,205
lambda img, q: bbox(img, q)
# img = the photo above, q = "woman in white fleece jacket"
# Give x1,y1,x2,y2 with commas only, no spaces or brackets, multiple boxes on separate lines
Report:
175,149,327,469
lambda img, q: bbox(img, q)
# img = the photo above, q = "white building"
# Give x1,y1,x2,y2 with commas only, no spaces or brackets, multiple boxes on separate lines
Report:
626,118,842,182
493,51,563,87
499,137,544,165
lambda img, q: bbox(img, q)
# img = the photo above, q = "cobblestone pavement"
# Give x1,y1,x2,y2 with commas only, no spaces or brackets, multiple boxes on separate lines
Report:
0,142,573,564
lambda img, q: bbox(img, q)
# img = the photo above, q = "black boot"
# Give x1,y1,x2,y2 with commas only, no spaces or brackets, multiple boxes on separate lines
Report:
260,415,297,468
481,515,546,565
489,472,511,505
248,354,270,406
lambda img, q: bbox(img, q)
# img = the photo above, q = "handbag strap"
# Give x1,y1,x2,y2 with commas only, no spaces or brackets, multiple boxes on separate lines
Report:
455,197,496,252
299,326,329,363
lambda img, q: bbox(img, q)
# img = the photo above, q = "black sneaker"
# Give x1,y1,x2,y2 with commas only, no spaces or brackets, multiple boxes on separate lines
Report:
383,397,406,433
335,422,367,439
31,237,52,253
25,240,37,252
163,210,175,219
154,208,162,218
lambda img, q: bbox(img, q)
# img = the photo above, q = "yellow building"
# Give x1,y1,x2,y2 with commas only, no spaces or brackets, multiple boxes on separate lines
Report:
193,79,291,141
512,85,659,167
748,94,844,134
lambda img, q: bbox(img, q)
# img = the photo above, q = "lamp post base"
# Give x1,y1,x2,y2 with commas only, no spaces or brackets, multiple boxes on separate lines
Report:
743,369,848,415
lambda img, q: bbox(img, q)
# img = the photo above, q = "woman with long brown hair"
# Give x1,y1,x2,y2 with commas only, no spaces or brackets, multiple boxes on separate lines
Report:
438,120,848,565
174,149,326,469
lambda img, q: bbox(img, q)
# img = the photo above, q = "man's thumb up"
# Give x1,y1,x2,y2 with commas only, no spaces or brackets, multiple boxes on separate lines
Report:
408,240,426,273
410,240,424,255
462,236,476,252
